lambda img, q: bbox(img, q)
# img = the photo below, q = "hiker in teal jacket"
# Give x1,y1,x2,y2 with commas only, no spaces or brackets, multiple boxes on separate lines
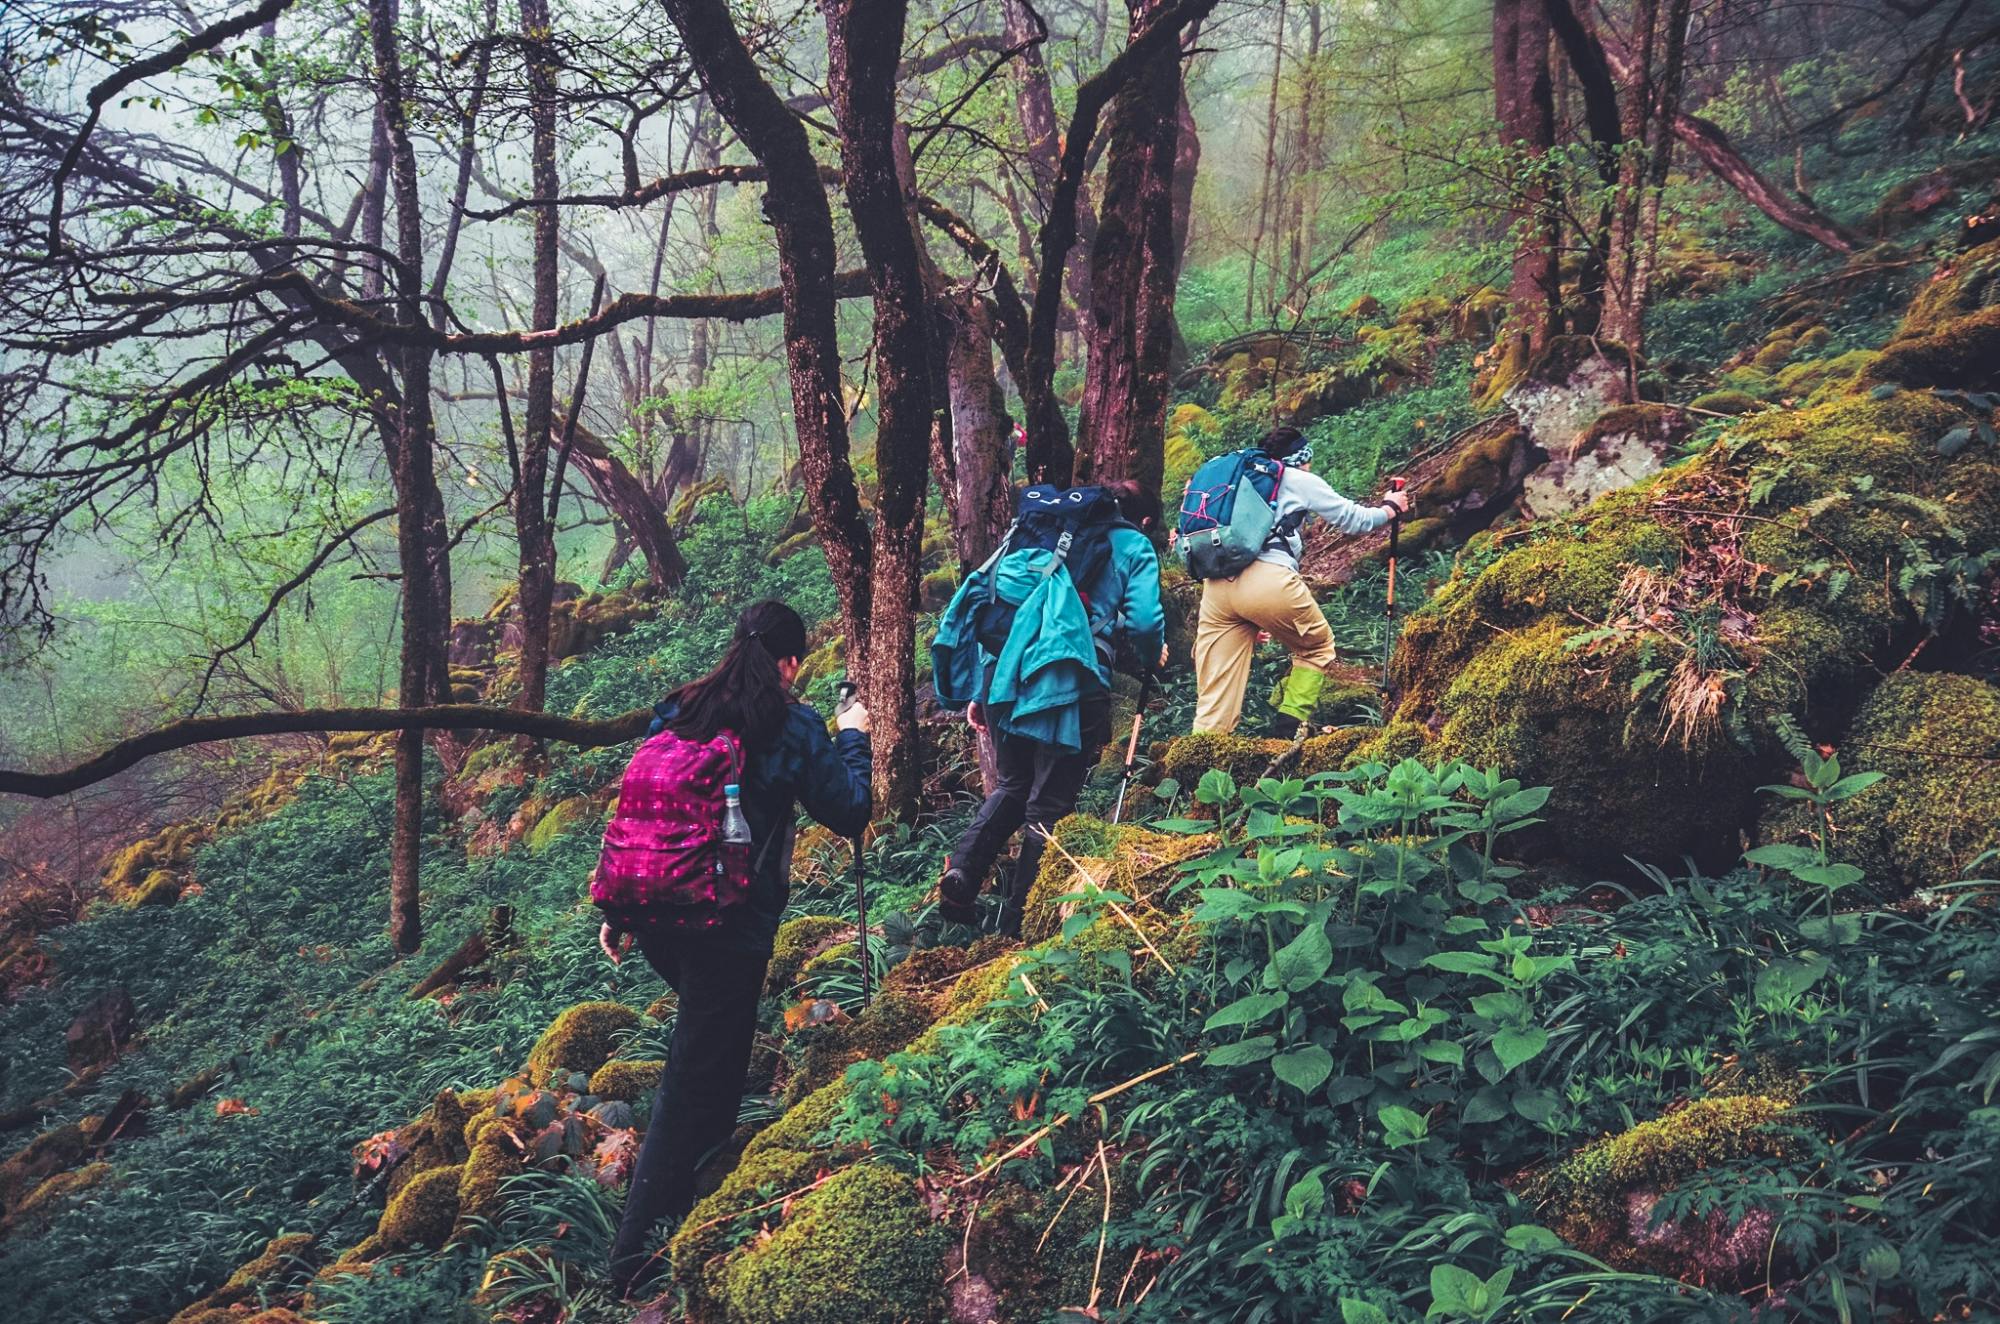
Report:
933,480,1165,938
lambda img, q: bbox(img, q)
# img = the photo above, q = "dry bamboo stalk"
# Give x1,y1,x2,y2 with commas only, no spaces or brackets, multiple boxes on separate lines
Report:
956,1052,1198,1187
1086,1141,1114,1311
1037,829,1176,973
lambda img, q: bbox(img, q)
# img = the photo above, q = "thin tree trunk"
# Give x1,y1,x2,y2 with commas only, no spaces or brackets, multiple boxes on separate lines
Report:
514,0,561,714
1005,0,1097,322
1245,0,1287,327
1283,5,1320,300
1492,0,1561,351
367,0,449,954
822,0,934,817
942,292,1014,569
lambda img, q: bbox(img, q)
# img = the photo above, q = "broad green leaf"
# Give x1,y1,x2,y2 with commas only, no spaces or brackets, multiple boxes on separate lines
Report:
1470,991,1527,1023
1461,1086,1510,1124
1424,951,1498,975
1272,923,1336,991
1756,954,1831,1006
1378,1103,1428,1146
1340,1302,1391,1324
1428,1263,1482,1314
1503,1224,1564,1251
1272,1044,1335,1094
1492,1026,1549,1073
1325,1075,1373,1105
1443,916,1490,936
1744,843,1818,870
1511,1086,1559,1123
1418,1040,1466,1067
1205,990,1288,1031
1205,1035,1277,1067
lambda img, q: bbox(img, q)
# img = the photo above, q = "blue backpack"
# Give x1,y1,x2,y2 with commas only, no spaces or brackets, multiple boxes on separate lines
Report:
1174,449,1295,580
965,485,1130,655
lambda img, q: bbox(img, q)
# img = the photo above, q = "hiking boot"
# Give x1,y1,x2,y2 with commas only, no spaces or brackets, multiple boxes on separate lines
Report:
936,866,980,926
1267,712,1302,740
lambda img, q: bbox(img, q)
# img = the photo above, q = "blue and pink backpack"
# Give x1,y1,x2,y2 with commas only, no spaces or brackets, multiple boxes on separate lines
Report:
1174,449,1291,580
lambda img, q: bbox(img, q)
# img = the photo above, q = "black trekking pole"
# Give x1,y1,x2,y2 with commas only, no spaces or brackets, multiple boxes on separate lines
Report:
835,680,870,1005
1381,477,1406,694
1110,669,1156,826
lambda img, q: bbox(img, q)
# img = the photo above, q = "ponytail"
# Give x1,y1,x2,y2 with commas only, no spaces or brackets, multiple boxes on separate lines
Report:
660,600,808,751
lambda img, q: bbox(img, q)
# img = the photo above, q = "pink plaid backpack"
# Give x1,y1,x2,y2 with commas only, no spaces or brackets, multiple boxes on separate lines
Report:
591,728,753,931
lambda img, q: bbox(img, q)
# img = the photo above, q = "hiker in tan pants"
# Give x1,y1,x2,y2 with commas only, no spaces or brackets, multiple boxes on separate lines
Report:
1193,559,1342,734
1191,428,1409,736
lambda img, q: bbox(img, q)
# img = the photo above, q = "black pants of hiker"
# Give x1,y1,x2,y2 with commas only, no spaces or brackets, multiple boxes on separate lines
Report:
950,695,1111,938
608,927,768,1295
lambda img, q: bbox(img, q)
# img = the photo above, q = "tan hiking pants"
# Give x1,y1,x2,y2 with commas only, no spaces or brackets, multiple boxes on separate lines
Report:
1192,560,1338,733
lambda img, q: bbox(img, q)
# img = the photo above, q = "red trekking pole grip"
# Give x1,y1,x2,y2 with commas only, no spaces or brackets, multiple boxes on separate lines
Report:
1384,478,1406,618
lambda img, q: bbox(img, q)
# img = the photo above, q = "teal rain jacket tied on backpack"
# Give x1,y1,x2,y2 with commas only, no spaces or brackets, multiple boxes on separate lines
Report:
933,486,1164,753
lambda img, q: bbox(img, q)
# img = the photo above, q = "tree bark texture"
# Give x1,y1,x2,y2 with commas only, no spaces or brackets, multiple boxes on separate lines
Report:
514,0,561,714
660,0,874,667
821,0,935,817
941,292,1015,569
369,0,455,953
1075,0,1184,505
1492,0,1561,352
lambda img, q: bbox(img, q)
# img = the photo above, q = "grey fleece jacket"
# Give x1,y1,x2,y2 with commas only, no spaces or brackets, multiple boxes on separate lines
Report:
1256,468,1394,572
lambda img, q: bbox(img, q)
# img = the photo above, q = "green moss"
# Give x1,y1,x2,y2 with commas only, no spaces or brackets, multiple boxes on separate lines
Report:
1530,1094,1798,1269
386,1088,474,1199
454,1126,524,1228
524,795,596,854
767,915,852,997
1899,242,2000,336
127,868,183,908
786,989,937,1105
919,566,958,612
1765,673,2000,895
525,1001,640,1086
1158,732,1290,787
1688,390,1765,416
719,1163,947,1324
588,1058,664,1103
7,1161,112,1230
1863,305,2000,391
373,1164,461,1253
0,1119,94,1215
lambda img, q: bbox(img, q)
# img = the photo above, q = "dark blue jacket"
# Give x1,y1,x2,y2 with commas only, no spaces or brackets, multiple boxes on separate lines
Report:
648,699,872,953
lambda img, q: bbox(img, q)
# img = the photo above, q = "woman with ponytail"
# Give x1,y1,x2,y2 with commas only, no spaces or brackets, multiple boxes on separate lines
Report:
602,600,871,1297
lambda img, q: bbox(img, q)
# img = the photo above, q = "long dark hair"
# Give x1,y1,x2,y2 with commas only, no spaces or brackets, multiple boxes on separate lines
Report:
661,600,807,751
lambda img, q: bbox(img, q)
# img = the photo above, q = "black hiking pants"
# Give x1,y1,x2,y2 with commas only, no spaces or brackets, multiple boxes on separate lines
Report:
608,928,768,1295
949,694,1112,938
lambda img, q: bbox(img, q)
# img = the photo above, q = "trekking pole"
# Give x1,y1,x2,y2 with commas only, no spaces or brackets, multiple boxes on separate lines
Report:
1109,670,1156,827
834,680,870,1004
1382,477,1406,692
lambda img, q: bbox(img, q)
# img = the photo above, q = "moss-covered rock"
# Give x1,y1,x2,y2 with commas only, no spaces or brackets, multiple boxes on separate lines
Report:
127,867,185,908
1529,1094,1799,1278
455,1125,525,1228
588,1058,665,1103
719,1163,947,1324
1864,304,2000,392
1019,818,1217,944
0,1119,95,1216
1382,384,2000,866
374,1164,461,1253
524,795,596,854
165,1231,318,1321
525,1001,640,1086
784,989,938,1105
1763,673,2000,894
766,915,853,997
5,1161,112,1232
385,1088,473,1199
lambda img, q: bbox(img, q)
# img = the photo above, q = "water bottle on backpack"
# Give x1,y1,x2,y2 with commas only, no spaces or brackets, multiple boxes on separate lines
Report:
720,784,752,846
